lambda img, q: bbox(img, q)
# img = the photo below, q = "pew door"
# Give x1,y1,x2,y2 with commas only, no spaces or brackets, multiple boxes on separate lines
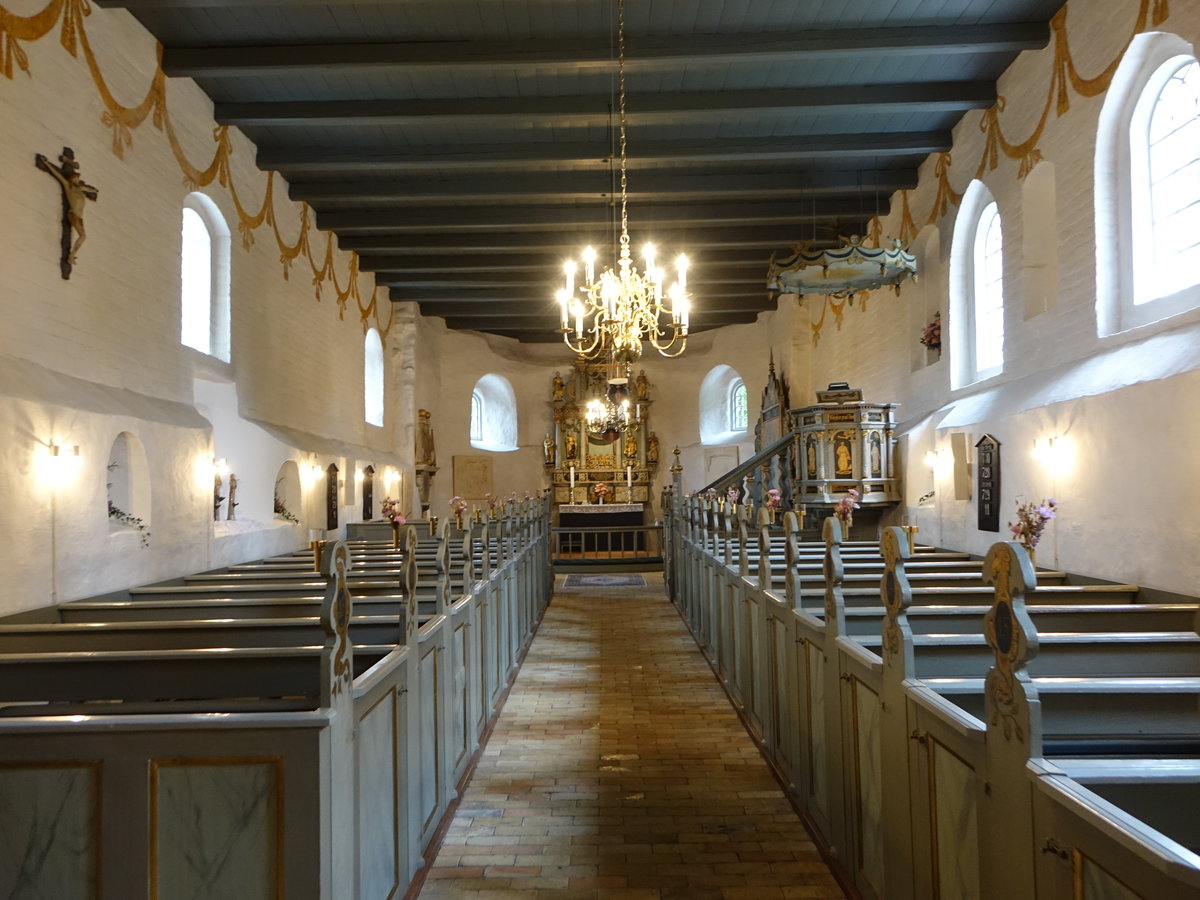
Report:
840,664,885,900
907,697,985,900
450,605,473,782
418,635,444,847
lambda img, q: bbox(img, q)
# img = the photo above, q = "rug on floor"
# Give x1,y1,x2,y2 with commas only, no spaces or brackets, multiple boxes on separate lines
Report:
563,574,647,587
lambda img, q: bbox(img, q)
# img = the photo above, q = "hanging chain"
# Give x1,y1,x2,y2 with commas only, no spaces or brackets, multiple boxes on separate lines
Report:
618,0,629,250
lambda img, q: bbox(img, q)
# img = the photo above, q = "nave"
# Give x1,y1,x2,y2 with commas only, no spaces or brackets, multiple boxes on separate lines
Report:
418,574,845,899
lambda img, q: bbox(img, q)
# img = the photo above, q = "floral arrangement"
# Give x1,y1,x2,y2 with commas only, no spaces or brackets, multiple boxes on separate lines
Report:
108,501,150,547
765,488,782,510
380,496,405,525
274,476,300,524
484,492,497,514
1009,497,1058,548
920,312,941,352
726,486,740,505
593,482,610,501
703,488,718,502
449,495,468,515
835,488,860,523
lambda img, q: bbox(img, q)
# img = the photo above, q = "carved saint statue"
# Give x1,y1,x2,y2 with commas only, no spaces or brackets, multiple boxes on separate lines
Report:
226,473,239,520
415,409,436,467
565,433,577,459
543,434,555,466
647,432,659,463
624,431,637,460
636,369,649,400
551,372,565,401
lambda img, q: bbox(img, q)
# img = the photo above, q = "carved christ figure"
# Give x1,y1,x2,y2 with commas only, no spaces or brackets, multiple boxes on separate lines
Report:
35,147,98,278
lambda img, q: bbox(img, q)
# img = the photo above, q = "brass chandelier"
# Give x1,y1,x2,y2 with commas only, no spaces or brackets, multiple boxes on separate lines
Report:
556,0,690,364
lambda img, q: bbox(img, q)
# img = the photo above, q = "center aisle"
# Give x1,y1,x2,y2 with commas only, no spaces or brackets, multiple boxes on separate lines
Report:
417,573,846,899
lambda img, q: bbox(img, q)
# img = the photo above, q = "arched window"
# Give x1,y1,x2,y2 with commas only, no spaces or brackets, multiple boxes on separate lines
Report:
950,181,1004,387
180,193,231,361
1097,33,1200,335
699,365,748,445
364,328,384,427
470,391,483,442
470,375,518,451
729,380,748,431
973,202,1005,374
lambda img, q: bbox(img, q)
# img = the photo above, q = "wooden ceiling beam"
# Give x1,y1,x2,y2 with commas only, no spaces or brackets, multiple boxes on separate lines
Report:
219,82,992,128
260,132,949,174
289,169,918,206
318,198,880,233
161,24,1047,78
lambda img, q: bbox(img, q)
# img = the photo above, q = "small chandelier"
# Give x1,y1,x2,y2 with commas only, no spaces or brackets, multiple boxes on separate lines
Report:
584,370,641,441
556,0,690,364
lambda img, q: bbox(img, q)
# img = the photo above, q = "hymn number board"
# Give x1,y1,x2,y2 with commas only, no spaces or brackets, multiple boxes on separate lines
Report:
975,435,1000,532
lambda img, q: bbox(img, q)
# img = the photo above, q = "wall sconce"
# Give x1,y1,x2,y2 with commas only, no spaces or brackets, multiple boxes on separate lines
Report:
213,457,230,480
923,450,939,468
1033,435,1074,474
355,468,365,482
43,442,81,482
301,462,323,488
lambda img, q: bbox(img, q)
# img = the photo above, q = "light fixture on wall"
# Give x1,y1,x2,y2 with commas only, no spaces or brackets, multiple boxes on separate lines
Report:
43,442,81,482
1033,435,1074,475
555,0,690,363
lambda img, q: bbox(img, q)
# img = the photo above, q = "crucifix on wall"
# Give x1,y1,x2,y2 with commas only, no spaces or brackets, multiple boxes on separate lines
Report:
34,146,99,280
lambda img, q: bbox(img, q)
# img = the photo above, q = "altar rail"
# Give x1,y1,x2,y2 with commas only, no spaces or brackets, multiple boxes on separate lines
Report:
663,490,1200,900
0,501,552,899
551,524,664,571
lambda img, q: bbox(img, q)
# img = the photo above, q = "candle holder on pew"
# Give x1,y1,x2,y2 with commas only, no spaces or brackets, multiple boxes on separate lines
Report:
901,523,919,554
308,530,327,572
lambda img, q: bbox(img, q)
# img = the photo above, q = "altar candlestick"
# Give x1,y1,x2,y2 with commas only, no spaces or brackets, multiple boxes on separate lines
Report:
569,465,575,490
626,465,632,487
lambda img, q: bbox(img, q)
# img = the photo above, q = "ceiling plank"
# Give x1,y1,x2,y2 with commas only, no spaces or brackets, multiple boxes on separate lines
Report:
161,25,1047,78
218,82,993,127
262,132,950,174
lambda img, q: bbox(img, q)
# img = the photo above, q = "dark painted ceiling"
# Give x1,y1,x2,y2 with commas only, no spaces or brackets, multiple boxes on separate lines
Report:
96,0,1065,342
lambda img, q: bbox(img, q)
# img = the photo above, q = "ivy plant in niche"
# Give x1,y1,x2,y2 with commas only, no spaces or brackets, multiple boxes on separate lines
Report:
107,461,150,547
274,476,300,524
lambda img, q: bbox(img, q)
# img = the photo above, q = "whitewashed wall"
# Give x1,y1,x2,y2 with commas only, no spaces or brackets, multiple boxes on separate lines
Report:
0,7,399,614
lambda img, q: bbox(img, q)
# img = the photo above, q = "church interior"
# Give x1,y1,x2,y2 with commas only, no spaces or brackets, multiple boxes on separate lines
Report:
1,0,1198,897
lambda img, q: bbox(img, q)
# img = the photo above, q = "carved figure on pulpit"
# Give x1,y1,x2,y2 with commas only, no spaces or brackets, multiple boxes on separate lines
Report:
624,431,637,460
543,434,555,466
565,433,577,459
647,433,659,463
552,372,565,401
870,432,882,478
636,369,648,400
834,435,853,477
415,409,436,467
806,439,817,477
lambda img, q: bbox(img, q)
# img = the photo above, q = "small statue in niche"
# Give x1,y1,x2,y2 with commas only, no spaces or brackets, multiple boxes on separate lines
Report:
624,430,637,460
565,433,577,459
213,474,225,521
35,147,99,279
415,408,436,467
551,372,565,401
226,473,239,520
647,433,659,463
543,434,555,466
636,369,649,400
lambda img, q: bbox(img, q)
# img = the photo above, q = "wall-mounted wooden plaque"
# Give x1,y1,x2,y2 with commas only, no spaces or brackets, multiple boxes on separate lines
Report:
975,434,1000,532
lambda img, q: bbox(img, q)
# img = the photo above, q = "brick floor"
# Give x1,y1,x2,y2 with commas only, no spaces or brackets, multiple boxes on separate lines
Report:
417,573,846,899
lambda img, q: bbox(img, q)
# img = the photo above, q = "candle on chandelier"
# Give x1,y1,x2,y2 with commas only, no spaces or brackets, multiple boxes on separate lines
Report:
557,289,569,329
676,253,688,290
582,246,596,285
563,260,575,297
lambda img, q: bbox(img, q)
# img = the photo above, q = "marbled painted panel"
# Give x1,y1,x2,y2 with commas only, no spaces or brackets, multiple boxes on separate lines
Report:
1079,853,1145,900
854,681,884,896
932,740,980,900
358,692,399,900
0,762,98,900
805,644,828,816
152,759,279,900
